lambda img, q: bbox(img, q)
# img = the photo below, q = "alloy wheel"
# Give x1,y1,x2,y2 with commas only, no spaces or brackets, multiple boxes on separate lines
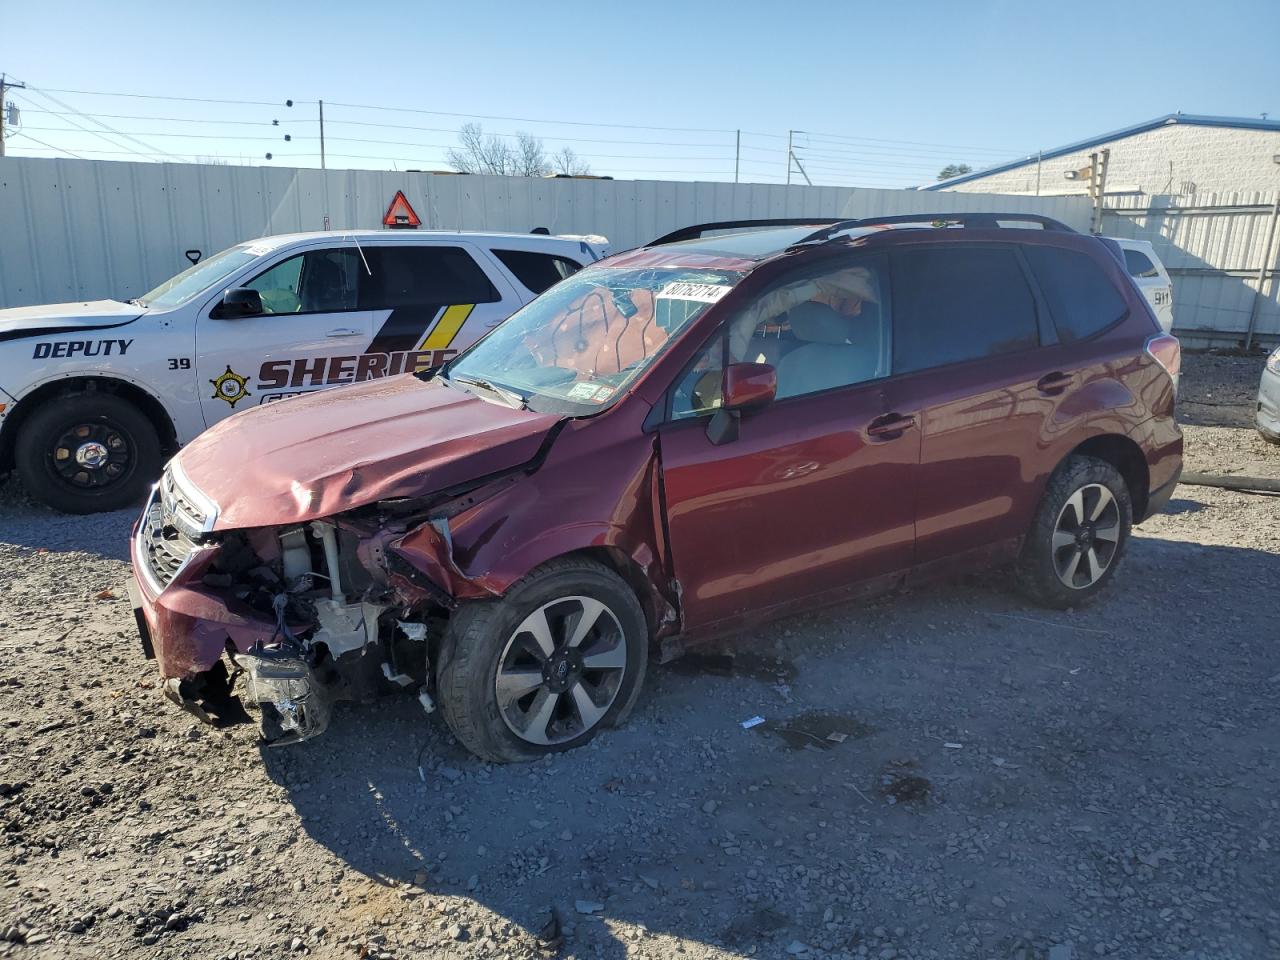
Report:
51,421,133,489
494,596,628,746
1051,483,1121,590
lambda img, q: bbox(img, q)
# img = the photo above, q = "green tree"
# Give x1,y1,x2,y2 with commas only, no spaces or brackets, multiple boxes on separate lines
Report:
937,163,973,181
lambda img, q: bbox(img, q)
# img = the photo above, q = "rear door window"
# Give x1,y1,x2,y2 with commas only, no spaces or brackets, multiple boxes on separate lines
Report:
1123,248,1160,278
359,246,500,309
1023,246,1129,342
890,245,1039,374
493,249,583,294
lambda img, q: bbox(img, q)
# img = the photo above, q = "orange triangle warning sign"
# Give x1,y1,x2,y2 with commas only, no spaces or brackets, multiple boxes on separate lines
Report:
383,190,422,229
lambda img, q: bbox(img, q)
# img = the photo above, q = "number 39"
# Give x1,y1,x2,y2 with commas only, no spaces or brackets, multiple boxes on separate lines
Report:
167,358,192,370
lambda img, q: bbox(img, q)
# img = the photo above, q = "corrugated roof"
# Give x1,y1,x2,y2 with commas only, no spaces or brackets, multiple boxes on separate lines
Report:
921,114,1280,191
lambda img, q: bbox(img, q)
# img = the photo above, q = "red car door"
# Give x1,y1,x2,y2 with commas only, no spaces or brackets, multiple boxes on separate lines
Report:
886,242,1062,568
656,253,919,632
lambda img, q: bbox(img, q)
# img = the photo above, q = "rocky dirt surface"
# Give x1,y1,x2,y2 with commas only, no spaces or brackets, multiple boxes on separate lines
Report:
0,353,1277,960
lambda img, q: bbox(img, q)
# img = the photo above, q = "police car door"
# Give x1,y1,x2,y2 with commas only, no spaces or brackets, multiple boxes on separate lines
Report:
358,242,517,373
195,245,373,425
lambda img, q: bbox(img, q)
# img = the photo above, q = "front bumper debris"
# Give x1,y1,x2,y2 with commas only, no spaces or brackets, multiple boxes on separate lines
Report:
236,646,333,746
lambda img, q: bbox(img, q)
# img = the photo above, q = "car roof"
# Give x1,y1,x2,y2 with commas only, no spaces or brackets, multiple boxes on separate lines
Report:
238,229,603,251
606,214,1088,275
652,225,887,261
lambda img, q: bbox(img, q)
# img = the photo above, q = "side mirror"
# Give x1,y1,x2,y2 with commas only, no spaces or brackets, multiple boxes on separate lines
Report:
216,287,264,319
722,362,776,410
707,362,776,445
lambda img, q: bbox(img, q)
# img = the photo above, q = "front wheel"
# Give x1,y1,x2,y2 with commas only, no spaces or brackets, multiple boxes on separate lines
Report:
1015,455,1133,609
14,392,162,514
436,558,648,763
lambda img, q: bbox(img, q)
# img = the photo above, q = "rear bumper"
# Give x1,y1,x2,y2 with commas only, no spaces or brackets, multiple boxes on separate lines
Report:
1258,368,1280,441
1142,463,1182,521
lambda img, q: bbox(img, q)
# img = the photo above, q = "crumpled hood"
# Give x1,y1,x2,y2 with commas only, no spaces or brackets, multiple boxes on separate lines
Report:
176,375,562,529
0,300,146,341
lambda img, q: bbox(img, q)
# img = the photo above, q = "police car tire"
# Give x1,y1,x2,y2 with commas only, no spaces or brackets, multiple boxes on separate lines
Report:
15,392,162,515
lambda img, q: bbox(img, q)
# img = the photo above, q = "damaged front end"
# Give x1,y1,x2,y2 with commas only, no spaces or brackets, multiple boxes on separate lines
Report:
133,469,458,747
237,643,331,746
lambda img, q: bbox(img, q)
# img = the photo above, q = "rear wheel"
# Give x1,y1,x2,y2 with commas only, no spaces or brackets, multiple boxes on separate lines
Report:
1015,455,1132,609
14,392,162,514
436,558,648,763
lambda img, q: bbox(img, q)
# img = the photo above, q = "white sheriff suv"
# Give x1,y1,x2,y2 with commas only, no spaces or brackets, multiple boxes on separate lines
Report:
0,229,608,514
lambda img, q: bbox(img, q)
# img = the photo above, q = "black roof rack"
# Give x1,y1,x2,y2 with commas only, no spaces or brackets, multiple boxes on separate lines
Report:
794,212,1076,244
650,218,846,246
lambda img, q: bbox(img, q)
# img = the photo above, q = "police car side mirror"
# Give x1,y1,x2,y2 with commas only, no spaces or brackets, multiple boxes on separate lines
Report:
216,288,264,319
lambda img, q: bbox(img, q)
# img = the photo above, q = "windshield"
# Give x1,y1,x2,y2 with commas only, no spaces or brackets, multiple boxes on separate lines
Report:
447,265,743,414
139,244,263,308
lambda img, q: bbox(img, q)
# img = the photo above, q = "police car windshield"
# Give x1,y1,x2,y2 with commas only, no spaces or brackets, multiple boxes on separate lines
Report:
447,265,741,414
139,245,261,309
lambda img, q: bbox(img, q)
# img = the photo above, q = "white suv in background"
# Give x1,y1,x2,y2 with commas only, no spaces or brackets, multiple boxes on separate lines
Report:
1112,238,1175,333
0,229,608,514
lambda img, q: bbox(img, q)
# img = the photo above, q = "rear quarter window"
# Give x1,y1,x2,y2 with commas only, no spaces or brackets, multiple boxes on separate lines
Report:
493,249,583,294
1023,246,1129,342
891,245,1040,374
1123,248,1161,279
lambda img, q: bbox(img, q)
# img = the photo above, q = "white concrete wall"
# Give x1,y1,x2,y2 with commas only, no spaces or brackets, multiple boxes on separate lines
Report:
0,157,1091,309
937,124,1280,199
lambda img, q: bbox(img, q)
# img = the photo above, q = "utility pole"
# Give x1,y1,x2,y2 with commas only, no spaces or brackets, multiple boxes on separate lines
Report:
734,129,740,183
318,99,326,171
0,73,28,158
791,152,812,186
1090,148,1110,235
786,130,793,185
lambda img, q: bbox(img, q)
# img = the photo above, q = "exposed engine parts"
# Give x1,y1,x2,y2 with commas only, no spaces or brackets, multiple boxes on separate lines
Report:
188,518,437,746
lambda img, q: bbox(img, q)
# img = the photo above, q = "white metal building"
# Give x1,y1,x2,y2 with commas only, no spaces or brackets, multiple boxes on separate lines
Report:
924,114,1280,200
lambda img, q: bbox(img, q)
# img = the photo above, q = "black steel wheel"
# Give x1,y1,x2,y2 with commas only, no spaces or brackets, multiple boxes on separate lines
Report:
14,392,162,514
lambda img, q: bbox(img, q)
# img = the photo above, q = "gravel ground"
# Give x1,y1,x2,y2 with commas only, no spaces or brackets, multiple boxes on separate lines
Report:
1,352,1277,960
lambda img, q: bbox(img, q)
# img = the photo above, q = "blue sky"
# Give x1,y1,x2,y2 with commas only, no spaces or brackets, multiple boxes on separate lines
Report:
4,0,1277,187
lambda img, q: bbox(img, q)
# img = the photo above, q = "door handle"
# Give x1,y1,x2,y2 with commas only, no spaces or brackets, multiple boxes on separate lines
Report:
866,412,916,440
326,327,362,338
1037,371,1073,395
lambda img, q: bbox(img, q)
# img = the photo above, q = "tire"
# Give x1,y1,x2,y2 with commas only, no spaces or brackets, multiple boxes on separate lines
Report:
436,557,649,763
1014,454,1133,610
14,391,162,514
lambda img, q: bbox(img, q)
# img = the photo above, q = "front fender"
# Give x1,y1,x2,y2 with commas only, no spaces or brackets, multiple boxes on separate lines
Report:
391,414,676,623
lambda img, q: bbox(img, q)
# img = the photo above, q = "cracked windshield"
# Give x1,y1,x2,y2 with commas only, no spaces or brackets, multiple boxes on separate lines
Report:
446,266,743,411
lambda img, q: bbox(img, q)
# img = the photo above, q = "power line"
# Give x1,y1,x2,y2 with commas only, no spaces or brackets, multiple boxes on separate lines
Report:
20,107,297,127
12,131,85,159
31,84,305,108
18,87,184,161
14,92,160,162
321,99,736,135
796,128,1018,154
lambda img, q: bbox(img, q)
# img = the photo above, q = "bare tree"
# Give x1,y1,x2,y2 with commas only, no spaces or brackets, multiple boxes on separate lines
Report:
514,132,548,177
447,123,515,175
551,146,592,177
447,123,558,177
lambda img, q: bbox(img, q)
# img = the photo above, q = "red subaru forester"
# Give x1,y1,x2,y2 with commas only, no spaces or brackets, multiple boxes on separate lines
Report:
129,213,1183,762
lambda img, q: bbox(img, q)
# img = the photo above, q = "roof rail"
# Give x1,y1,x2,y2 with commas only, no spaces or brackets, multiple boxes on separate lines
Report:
795,212,1076,245
650,218,846,246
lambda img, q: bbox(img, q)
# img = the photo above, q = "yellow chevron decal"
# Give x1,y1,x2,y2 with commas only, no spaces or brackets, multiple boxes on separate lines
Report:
418,303,475,350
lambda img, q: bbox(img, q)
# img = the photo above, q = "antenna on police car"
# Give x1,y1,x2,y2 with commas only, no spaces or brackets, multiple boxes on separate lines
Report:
347,231,371,276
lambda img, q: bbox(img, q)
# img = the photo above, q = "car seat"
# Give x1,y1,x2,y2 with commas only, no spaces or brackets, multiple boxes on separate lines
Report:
775,301,879,399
